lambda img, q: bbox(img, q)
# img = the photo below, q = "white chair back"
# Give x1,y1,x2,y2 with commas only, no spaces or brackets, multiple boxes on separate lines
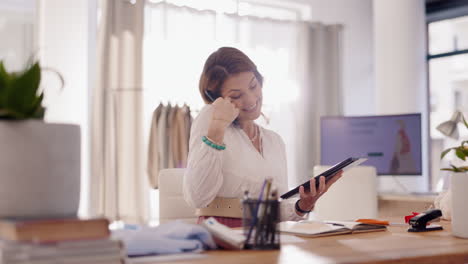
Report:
312,165,378,221
158,168,197,224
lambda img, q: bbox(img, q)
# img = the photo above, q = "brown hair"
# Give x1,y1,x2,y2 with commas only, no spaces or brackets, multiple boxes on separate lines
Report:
199,47,264,104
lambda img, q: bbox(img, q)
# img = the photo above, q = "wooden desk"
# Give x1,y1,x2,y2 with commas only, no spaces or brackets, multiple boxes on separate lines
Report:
166,220,468,264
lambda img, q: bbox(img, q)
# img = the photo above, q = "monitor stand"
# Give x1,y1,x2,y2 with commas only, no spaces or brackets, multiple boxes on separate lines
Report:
377,174,429,194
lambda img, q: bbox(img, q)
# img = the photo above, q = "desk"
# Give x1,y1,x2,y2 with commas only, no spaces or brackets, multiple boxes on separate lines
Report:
165,220,468,264
378,193,436,218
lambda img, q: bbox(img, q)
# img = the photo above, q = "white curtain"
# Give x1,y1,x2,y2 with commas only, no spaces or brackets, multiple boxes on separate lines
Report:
143,2,343,195
90,0,150,224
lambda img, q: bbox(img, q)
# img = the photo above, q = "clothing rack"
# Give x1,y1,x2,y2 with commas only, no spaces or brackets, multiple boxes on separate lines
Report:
147,102,193,189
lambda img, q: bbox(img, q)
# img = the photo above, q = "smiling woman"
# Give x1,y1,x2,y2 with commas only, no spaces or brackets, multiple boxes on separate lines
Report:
222,72,262,119
182,47,343,228
199,47,264,154
143,1,344,223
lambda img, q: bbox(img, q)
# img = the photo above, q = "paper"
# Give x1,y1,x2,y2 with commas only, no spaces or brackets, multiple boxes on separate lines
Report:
127,253,207,263
280,234,307,243
232,229,306,243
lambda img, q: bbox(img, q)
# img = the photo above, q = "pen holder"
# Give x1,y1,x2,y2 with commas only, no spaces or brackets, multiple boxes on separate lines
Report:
242,199,280,250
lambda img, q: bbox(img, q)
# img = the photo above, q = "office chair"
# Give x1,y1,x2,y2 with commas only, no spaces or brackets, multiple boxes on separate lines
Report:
158,168,197,224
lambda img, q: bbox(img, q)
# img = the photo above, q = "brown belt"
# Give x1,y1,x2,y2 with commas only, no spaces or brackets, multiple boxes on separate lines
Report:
195,197,243,218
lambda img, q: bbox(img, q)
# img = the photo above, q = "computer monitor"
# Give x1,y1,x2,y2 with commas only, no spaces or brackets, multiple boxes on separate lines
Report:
320,113,422,176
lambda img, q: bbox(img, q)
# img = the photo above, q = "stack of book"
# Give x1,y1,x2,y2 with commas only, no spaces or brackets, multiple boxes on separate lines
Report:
0,217,125,264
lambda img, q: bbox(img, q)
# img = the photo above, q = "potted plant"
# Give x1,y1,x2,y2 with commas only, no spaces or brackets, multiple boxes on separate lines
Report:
439,113,468,238
0,61,81,218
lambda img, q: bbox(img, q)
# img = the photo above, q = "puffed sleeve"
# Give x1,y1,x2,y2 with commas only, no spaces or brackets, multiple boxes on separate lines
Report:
182,105,224,208
272,133,306,221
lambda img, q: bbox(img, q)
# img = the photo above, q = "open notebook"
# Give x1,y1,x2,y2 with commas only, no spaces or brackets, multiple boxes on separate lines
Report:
278,220,387,238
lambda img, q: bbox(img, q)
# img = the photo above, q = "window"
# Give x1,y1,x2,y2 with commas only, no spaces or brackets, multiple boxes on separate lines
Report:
427,15,468,191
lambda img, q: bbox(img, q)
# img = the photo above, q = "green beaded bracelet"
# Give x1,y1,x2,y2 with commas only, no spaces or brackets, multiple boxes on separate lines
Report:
202,136,226,150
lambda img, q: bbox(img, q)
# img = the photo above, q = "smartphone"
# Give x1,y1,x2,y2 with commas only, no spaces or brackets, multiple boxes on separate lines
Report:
205,89,240,124
204,89,216,102
280,157,368,199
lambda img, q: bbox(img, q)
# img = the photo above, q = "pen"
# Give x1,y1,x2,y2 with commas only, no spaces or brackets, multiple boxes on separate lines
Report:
242,190,254,225
256,179,272,245
268,189,278,244
356,219,408,226
243,190,249,201
245,179,267,246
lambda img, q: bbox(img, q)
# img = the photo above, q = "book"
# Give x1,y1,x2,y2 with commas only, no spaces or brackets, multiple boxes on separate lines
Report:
278,220,387,238
0,217,110,242
0,239,125,264
201,217,245,250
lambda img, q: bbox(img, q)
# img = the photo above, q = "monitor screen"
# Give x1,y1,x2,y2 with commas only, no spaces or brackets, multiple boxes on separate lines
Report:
320,113,422,175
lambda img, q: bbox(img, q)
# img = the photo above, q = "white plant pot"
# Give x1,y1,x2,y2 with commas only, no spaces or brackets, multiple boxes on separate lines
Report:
0,120,80,218
451,172,468,238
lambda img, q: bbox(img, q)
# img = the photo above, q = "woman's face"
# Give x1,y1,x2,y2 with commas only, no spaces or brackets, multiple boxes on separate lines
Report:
221,71,262,122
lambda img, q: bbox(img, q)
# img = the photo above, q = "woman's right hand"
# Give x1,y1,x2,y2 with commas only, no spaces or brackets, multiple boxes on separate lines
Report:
211,97,239,128
207,97,239,144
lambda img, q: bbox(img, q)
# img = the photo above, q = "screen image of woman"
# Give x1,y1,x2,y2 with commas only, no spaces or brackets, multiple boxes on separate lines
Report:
389,119,417,174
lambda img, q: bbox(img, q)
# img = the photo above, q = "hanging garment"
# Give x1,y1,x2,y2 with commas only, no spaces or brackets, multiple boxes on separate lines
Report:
147,103,163,188
147,103,192,188
172,105,191,168
167,105,178,169
158,104,171,171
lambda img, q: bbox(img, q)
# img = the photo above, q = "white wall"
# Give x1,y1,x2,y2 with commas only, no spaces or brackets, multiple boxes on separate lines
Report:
306,0,430,193
0,0,36,71
307,0,375,115
374,0,427,115
38,0,97,217
373,0,429,193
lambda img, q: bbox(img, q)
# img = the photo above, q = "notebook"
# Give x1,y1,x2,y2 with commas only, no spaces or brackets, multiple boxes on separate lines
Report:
278,220,387,238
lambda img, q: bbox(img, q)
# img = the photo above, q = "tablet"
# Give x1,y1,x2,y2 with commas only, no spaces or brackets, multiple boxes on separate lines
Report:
280,157,368,199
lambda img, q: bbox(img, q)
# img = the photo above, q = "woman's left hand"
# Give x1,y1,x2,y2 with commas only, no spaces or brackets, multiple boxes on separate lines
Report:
296,170,344,215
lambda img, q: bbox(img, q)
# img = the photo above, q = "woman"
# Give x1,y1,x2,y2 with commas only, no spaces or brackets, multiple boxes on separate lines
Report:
183,47,342,227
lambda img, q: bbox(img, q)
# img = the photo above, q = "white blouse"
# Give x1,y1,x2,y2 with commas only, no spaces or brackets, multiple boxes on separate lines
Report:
182,104,304,221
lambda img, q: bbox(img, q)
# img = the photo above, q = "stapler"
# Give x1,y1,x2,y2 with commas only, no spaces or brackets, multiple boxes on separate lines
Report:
408,209,443,232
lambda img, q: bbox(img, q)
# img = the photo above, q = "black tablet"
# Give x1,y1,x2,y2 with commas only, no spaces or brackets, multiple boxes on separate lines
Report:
280,157,368,199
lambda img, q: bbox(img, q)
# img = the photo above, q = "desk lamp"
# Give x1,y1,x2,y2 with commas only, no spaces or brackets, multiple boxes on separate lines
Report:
436,110,465,140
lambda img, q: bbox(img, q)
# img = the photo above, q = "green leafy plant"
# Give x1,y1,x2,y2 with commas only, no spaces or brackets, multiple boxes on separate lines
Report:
0,61,63,120
440,114,468,172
